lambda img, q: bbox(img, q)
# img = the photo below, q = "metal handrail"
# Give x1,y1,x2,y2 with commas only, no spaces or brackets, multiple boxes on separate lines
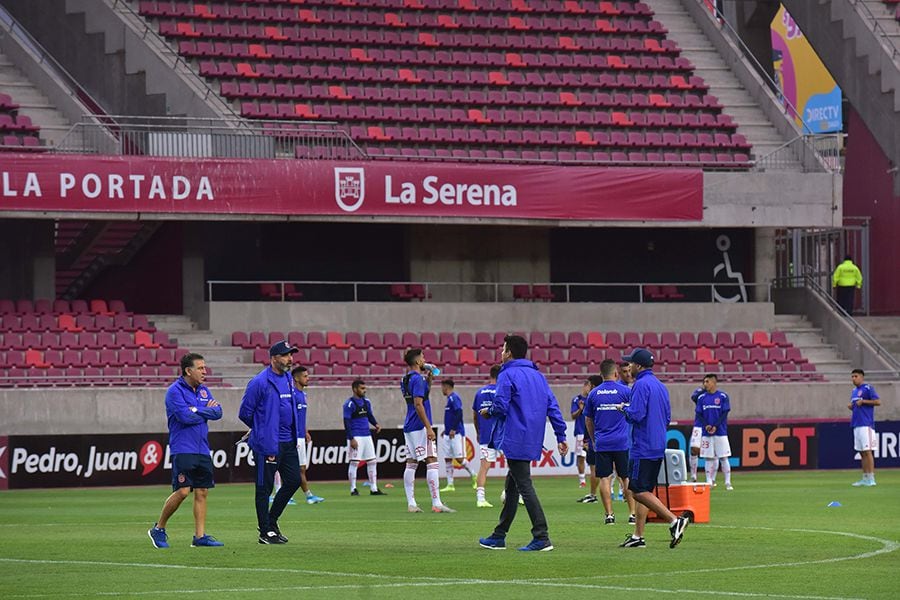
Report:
698,0,816,133
798,274,900,374
752,133,844,173
0,5,108,117
207,279,772,303
108,0,240,121
850,0,900,60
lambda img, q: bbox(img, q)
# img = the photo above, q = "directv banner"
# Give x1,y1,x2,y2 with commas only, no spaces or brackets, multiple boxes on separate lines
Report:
3,421,897,489
0,154,702,221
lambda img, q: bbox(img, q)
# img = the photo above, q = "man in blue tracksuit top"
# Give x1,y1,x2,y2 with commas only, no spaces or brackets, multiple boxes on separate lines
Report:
478,334,568,552
617,348,688,549
238,341,302,545
148,352,223,549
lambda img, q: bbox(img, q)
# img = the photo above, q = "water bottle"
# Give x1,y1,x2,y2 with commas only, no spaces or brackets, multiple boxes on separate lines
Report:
424,363,441,376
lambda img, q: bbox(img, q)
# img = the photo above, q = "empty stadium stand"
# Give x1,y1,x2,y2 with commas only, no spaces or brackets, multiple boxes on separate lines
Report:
227,327,822,384
0,299,207,387
134,0,753,165
0,90,41,149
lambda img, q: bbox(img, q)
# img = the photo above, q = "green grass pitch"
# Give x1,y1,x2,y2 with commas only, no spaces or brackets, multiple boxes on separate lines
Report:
0,469,897,599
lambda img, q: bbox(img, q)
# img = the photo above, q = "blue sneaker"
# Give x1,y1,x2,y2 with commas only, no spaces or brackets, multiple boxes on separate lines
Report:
148,524,169,549
306,494,325,504
479,536,506,550
362,481,372,487
518,538,554,552
287,498,297,505
191,534,224,547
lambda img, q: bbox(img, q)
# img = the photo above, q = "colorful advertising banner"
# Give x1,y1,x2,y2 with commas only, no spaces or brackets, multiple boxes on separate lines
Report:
4,421,893,489
771,5,842,133
0,154,703,221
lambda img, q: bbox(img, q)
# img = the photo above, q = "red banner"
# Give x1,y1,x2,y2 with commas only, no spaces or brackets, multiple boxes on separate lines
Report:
0,153,702,221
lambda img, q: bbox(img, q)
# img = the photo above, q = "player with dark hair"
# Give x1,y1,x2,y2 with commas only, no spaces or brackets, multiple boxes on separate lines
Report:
571,379,590,490
344,378,385,496
472,365,501,507
291,365,324,504
849,368,880,487
695,373,733,490
149,352,223,548
401,348,454,513
440,378,476,492
585,361,635,525
478,335,568,552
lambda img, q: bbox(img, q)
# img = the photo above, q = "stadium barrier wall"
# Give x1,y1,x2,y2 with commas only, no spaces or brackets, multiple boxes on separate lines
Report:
207,301,776,335
1,382,896,436
3,419,897,490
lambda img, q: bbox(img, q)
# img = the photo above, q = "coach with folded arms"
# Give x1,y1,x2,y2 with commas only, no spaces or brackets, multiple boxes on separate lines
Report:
239,341,302,544
478,334,568,552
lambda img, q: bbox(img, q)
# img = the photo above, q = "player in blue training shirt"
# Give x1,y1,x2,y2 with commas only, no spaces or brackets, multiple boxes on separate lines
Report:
617,348,688,549
401,348,454,513
689,382,706,482
585,360,636,525
272,366,325,505
848,368,880,487
472,365,500,507
695,373,733,490
440,379,476,492
149,352,223,549
570,382,590,490
343,378,385,496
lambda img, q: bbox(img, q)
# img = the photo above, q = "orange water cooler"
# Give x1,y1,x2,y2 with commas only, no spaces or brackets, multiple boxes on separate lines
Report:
646,449,711,523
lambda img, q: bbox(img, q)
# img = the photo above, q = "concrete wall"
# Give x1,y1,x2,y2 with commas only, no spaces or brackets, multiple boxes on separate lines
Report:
208,301,776,335
2,381,895,436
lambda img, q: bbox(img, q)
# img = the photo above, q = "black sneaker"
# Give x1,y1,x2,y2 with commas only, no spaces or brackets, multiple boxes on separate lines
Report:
270,523,288,543
619,535,646,548
583,495,598,503
258,530,285,545
628,514,636,525
604,514,615,525
669,515,689,548
350,489,360,496
370,489,386,495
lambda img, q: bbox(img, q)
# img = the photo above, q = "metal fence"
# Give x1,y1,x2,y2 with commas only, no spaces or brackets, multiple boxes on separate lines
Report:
207,279,773,304
54,115,366,160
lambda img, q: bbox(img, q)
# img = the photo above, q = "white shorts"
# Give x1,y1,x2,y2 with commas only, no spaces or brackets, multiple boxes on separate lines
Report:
404,428,437,461
348,436,377,462
479,444,498,463
440,434,465,459
297,440,309,467
575,434,587,457
700,435,732,459
690,427,703,449
854,426,877,452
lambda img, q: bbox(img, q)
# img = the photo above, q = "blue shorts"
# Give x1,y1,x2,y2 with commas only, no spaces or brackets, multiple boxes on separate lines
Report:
172,453,214,491
627,457,662,494
595,450,629,479
585,448,596,466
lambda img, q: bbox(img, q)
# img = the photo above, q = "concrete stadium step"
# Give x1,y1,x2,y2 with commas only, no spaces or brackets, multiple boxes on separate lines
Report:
0,49,74,146
855,317,900,360
774,314,852,379
644,0,795,162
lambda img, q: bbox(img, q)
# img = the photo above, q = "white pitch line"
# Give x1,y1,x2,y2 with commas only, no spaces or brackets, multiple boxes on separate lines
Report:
0,525,895,600
2,577,865,600
530,526,900,582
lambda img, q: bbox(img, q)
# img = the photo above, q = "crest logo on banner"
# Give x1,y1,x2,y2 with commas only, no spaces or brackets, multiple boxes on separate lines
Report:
334,167,365,212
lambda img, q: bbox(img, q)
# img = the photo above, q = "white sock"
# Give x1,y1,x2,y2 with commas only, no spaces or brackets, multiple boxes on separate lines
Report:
460,460,474,476
305,489,313,498
445,460,454,485
578,473,586,484
426,463,443,507
348,461,358,491
476,486,485,502
404,463,417,506
689,454,699,479
720,458,731,485
706,457,719,483
367,461,378,491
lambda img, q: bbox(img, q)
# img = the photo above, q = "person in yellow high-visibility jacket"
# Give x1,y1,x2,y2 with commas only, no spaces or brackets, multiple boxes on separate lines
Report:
832,255,862,315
